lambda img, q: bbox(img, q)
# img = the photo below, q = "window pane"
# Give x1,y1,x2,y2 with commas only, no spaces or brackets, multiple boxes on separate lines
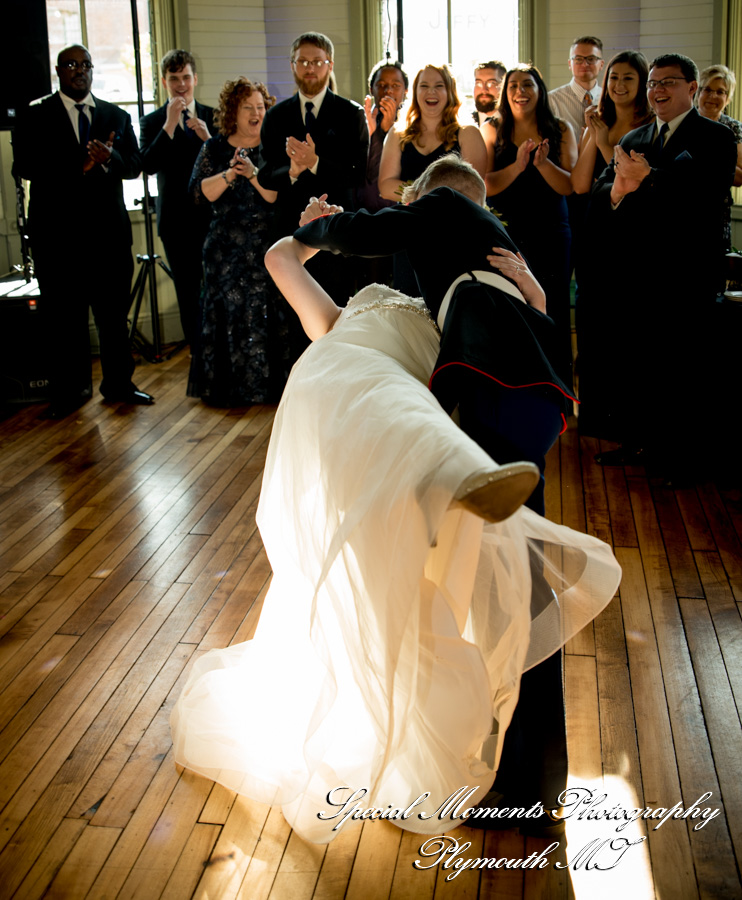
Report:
452,0,518,112
399,0,449,76
85,0,154,104
45,0,154,105
47,0,83,82
382,0,519,119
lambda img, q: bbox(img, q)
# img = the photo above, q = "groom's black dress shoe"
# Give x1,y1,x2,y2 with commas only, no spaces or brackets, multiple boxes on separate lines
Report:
104,389,155,405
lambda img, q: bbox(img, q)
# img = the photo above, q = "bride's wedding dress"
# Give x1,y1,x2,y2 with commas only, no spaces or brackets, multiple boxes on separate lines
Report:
170,285,621,843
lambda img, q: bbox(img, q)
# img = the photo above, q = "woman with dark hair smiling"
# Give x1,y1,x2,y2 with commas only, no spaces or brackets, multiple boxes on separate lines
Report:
188,78,290,406
572,52,654,436
486,65,577,386
572,50,654,194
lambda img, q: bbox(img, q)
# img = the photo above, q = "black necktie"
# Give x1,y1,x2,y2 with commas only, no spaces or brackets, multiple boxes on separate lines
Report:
305,101,316,135
657,122,670,150
183,108,195,138
75,103,90,148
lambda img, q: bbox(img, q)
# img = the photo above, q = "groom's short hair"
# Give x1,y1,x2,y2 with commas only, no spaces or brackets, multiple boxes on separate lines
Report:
403,154,486,206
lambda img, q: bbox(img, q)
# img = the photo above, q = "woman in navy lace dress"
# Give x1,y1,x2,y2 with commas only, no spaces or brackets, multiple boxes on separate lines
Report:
188,78,290,406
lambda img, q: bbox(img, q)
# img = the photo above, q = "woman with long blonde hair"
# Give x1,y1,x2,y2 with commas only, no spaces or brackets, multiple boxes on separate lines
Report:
378,63,486,200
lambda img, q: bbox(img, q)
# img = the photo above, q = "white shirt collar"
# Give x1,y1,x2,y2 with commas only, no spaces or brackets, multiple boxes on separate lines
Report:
298,84,329,118
656,106,693,139
59,91,95,111
568,77,600,103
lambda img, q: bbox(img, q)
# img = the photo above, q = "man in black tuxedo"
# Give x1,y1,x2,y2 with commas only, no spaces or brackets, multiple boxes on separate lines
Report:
139,50,214,345
258,31,368,314
12,44,152,417
586,53,736,477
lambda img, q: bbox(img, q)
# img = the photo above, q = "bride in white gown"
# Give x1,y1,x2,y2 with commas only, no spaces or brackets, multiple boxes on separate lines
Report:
170,199,621,845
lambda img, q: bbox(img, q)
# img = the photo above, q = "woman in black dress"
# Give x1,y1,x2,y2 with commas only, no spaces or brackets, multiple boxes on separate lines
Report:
188,78,290,406
571,51,654,437
485,66,577,388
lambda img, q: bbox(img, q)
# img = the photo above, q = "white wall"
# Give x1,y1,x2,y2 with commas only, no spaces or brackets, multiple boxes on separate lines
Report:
546,0,715,90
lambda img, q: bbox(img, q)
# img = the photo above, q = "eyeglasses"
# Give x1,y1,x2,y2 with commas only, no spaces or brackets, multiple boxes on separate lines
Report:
58,60,94,71
571,55,601,65
293,59,331,70
474,79,502,90
647,77,689,89
701,86,728,97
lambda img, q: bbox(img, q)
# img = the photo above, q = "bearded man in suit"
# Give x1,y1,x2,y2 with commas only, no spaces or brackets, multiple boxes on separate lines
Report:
586,53,736,479
12,43,152,418
258,31,368,323
139,50,214,345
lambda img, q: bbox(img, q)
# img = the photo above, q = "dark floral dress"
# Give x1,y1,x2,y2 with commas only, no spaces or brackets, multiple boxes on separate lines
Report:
187,134,290,405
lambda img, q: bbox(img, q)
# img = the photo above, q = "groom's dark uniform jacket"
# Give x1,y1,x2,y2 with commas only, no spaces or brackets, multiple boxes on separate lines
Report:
139,101,215,343
295,186,575,425
12,92,141,400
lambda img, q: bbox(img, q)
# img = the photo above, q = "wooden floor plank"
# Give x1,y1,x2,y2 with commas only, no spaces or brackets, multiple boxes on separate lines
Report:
161,822,222,900
629,479,739,898
44,822,122,900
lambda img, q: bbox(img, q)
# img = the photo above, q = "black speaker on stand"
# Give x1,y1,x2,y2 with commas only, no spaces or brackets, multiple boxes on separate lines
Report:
2,0,51,131
0,0,51,405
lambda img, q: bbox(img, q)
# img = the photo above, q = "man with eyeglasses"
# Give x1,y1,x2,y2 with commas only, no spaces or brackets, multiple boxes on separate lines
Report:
585,53,736,482
472,61,506,171
12,43,152,419
139,50,214,347
258,31,368,330
472,60,505,128
548,35,604,138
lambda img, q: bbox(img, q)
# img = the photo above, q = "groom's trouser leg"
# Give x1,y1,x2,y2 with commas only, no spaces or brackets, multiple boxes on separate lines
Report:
457,376,568,814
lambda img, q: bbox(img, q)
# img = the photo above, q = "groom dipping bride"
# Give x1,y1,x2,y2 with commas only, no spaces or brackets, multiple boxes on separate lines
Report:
289,155,583,836
169,155,621,844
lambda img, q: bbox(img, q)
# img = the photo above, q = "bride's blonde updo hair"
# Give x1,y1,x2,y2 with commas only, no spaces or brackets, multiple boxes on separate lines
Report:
402,154,485,206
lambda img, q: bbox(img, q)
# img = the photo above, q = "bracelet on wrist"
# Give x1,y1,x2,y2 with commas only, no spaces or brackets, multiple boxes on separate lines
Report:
221,170,234,188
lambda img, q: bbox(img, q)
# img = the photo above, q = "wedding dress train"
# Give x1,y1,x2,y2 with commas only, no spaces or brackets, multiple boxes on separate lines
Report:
170,285,621,843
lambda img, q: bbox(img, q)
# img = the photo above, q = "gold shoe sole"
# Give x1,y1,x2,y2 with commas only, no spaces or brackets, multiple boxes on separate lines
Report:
452,462,540,523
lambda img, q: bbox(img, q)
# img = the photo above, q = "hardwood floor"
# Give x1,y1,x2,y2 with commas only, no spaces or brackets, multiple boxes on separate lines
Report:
0,348,740,899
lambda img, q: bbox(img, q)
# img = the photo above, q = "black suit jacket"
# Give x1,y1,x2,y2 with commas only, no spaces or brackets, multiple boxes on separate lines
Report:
12,91,141,249
590,108,736,298
139,101,215,237
258,90,368,234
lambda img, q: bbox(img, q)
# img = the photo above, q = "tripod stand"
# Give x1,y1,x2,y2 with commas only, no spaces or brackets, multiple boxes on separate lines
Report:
126,0,174,363
128,190,172,362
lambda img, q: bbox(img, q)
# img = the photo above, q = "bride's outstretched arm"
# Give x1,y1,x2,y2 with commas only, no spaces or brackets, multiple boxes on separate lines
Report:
264,236,342,340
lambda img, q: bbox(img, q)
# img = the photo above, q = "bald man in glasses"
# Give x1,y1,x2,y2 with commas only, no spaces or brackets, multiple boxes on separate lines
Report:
12,43,152,418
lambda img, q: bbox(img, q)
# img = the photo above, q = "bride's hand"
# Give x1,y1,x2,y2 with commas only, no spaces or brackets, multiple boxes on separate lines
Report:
298,195,344,227
486,247,547,313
